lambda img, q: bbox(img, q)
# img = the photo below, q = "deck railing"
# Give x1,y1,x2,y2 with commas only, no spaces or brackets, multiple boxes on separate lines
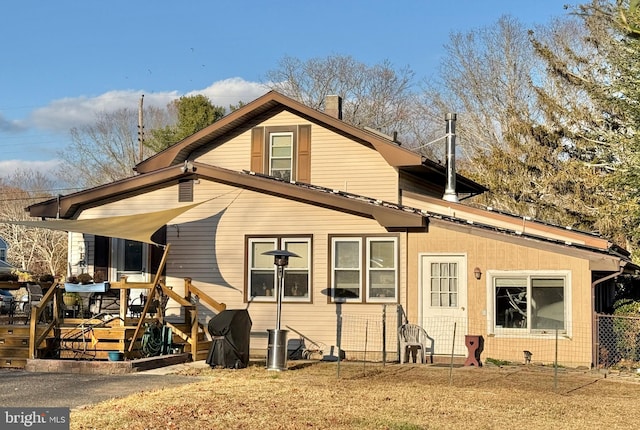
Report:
27,277,225,360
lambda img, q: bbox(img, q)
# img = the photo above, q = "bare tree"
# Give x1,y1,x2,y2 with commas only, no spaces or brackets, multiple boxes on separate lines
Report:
421,15,611,236
57,106,169,188
265,55,420,143
0,170,67,277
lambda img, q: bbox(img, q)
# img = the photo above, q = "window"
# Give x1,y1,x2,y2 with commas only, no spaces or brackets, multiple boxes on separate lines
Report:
269,132,293,181
491,272,569,335
247,236,311,302
251,125,311,183
0,248,5,261
330,236,398,303
429,262,458,307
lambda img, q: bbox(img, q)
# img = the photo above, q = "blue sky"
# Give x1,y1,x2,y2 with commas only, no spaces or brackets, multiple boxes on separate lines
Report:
0,0,581,176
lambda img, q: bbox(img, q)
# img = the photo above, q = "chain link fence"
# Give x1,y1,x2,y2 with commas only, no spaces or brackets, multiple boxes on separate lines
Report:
339,304,402,363
336,308,640,370
597,314,640,369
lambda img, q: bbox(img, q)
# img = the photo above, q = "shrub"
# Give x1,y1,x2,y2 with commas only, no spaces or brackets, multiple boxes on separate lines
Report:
76,273,93,284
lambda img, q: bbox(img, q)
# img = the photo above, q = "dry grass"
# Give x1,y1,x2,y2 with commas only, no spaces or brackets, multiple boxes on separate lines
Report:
70,361,640,429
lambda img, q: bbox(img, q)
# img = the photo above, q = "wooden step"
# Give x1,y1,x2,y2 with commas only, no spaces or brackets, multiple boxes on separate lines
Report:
0,326,31,336
0,337,30,347
0,358,27,368
0,347,29,359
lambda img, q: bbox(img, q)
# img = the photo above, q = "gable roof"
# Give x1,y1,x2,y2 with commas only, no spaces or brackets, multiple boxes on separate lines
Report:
134,90,486,197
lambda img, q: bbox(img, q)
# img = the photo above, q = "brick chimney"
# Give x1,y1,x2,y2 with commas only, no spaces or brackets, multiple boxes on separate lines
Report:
324,95,342,119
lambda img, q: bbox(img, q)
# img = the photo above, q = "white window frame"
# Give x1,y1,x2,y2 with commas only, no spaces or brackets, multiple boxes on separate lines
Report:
247,238,278,303
330,236,398,304
282,237,312,302
486,270,572,338
269,132,293,181
331,237,363,303
247,237,311,303
366,237,398,303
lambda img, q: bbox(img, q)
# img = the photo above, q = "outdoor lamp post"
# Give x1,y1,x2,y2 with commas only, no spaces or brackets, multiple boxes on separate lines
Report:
262,249,299,371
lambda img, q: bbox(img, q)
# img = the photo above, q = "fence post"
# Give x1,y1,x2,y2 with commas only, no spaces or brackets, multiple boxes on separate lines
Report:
382,304,387,366
449,322,457,386
554,329,558,391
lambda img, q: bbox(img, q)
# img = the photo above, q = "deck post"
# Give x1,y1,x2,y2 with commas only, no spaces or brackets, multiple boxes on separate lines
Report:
184,278,192,327
190,308,198,360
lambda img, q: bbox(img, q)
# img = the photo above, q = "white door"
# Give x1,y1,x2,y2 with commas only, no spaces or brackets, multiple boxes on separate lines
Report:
111,239,149,283
420,254,468,356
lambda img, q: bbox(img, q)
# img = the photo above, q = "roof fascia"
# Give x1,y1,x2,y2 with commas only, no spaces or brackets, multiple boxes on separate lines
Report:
135,91,424,172
27,166,188,219
28,162,426,229
404,191,610,250
428,217,626,272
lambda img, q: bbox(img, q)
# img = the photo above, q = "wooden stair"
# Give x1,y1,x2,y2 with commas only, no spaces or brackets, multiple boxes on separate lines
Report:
167,322,211,361
0,325,54,368
58,322,144,360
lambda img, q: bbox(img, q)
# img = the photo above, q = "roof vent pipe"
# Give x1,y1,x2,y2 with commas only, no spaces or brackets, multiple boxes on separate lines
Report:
443,113,459,203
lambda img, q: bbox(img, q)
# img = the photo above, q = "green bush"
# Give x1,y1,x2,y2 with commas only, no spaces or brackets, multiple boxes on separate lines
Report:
613,299,640,363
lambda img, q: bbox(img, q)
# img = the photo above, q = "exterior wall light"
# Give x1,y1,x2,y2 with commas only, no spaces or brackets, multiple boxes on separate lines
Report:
474,267,482,280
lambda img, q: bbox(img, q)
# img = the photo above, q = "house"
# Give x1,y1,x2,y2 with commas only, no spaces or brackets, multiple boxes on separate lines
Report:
26,91,636,367
0,237,14,274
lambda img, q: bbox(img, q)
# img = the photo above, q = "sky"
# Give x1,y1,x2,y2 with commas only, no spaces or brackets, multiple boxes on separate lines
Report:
0,0,582,179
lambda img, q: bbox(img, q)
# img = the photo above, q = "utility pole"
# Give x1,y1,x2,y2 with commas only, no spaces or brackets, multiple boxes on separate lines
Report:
138,94,144,163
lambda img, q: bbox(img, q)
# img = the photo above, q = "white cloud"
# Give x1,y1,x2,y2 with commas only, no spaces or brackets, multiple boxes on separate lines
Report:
0,159,63,179
192,78,269,106
28,78,269,134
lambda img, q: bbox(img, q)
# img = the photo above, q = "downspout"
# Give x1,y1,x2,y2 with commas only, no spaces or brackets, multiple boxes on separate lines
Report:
591,263,625,368
404,230,410,325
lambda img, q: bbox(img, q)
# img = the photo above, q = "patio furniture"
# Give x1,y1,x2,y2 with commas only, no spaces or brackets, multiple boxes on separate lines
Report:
398,323,433,364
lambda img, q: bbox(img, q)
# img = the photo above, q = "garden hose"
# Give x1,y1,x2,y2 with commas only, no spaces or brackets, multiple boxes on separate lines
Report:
141,323,163,357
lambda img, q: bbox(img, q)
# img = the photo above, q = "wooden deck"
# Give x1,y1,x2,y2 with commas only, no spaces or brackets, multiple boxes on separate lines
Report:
0,275,221,369
0,318,212,369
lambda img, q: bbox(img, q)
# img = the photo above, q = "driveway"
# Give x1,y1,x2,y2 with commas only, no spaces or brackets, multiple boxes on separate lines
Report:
0,366,202,409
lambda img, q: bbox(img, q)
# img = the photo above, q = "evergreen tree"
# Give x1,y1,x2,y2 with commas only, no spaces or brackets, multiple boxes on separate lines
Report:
146,94,226,152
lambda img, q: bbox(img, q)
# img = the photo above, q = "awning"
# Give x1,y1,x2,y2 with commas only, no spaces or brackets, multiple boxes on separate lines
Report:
2,200,208,245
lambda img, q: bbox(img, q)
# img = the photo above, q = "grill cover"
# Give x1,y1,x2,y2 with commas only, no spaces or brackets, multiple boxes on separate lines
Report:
206,310,252,369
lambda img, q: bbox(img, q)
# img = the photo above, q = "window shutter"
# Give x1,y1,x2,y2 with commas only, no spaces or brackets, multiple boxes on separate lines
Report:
251,127,265,173
297,125,311,183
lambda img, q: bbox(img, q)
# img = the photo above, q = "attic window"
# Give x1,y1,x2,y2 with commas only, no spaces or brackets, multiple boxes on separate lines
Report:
251,125,311,183
269,132,293,181
178,179,194,202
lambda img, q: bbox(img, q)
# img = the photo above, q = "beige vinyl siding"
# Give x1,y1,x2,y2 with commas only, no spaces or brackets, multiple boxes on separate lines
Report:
196,110,400,203
67,232,86,277
309,123,398,202
407,225,593,366
77,179,406,352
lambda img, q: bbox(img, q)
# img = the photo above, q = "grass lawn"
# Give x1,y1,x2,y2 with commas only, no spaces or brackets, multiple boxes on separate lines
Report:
70,361,640,429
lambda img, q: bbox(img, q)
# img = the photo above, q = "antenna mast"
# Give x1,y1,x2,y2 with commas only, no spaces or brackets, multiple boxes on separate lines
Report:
138,94,144,163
